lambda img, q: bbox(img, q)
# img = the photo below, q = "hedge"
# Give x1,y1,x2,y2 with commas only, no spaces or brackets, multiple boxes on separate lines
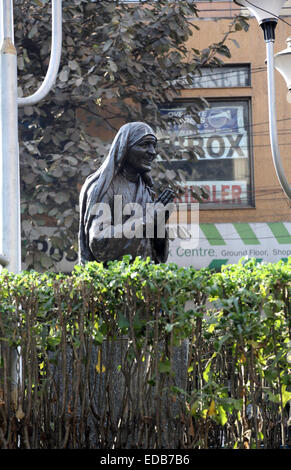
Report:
0,256,290,449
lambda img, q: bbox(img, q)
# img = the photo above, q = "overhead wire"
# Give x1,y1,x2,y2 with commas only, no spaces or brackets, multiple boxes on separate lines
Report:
195,1,291,18
240,0,291,27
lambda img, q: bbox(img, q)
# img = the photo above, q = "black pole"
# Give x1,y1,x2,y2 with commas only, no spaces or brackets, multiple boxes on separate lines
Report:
260,19,277,42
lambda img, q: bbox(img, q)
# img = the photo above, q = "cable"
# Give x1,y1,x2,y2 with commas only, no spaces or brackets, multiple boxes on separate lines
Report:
157,116,291,137
195,4,291,13
172,67,263,87
178,67,265,87
177,141,291,149
24,110,291,133
158,133,291,146
159,127,291,139
177,184,291,203
23,110,291,143
182,190,288,201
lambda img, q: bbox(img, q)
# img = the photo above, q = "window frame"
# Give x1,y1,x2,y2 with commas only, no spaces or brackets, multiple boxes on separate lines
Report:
175,63,252,89
158,96,255,210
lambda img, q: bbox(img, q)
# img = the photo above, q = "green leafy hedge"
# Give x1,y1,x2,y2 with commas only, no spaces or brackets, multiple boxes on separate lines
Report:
0,257,290,449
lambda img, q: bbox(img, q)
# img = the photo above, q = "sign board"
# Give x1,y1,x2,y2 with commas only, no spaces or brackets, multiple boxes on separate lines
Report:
168,222,291,269
27,222,291,273
158,101,252,207
177,180,247,205
158,104,249,160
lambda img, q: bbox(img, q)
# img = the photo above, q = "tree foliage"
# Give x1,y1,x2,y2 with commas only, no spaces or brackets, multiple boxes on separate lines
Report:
0,257,290,448
15,0,249,270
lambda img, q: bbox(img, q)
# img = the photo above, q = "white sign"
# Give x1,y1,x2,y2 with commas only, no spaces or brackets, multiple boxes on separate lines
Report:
158,104,249,160
26,222,291,273
168,222,291,270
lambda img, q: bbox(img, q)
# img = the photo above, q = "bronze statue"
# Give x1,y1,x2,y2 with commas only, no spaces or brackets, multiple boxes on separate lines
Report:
78,122,175,265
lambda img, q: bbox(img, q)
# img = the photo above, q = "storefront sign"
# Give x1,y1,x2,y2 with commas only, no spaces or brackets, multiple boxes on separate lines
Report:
27,222,291,272
158,99,252,207
168,222,291,269
176,180,247,205
158,104,249,160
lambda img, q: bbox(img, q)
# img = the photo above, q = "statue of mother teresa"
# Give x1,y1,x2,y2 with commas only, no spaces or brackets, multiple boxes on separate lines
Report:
78,122,175,265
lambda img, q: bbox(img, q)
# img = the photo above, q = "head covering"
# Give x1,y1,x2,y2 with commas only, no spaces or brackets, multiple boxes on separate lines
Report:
78,122,157,263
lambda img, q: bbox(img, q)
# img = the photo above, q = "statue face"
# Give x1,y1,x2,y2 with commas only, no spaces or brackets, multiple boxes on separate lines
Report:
124,135,157,174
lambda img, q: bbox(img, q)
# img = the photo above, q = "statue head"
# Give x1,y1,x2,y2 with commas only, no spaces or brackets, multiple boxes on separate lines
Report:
122,134,157,176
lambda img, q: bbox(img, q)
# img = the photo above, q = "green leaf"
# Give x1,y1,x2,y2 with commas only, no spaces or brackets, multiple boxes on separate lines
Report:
217,405,228,426
203,361,211,383
118,313,130,330
281,385,291,409
47,336,61,348
158,359,171,373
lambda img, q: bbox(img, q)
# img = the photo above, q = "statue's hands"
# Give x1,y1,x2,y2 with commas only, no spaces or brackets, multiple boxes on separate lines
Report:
148,188,176,233
143,188,176,237
155,188,175,206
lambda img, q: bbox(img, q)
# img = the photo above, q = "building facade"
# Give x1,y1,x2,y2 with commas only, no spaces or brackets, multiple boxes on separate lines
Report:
165,0,291,269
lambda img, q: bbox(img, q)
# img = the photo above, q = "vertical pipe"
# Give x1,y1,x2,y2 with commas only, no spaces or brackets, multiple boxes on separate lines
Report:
0,0,21,414
0,0,62,435
266,40,291,200
0,0,21,274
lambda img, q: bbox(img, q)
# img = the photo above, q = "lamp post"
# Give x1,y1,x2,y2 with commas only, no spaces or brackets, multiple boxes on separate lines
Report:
0,0,62,273
234,0,291,200
0,0,62,412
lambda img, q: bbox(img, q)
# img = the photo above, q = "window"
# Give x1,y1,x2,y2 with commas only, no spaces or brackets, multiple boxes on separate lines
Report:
174,64,251,89
157,98,254,209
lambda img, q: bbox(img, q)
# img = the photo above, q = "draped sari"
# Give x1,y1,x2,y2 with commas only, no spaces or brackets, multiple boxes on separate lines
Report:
78,122,169,264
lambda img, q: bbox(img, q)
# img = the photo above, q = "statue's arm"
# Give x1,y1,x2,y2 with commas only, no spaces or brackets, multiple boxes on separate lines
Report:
88,189,142,262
